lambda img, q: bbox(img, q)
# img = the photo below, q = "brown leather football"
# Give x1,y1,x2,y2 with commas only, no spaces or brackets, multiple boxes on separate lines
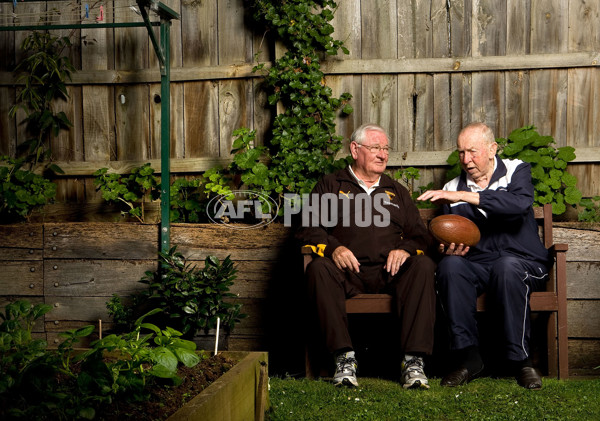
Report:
429,214,481,247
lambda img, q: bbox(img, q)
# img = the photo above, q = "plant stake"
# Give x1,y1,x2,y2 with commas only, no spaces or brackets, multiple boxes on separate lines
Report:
214,317,220,355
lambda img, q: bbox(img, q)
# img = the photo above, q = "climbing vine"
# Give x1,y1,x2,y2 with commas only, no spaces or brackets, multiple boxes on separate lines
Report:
224,0,352,208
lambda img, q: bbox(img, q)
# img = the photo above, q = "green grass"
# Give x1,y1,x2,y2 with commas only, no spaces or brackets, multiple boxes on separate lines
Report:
266,376,600,420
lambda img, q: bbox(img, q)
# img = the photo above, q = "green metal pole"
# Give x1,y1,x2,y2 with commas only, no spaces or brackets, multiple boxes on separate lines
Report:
159,18,171,252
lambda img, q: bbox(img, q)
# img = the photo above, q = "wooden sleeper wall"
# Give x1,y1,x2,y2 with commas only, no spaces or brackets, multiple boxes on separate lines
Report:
1,221,600,376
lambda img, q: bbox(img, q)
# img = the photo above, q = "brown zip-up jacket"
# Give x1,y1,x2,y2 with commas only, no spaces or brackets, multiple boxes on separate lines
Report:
296,167,434,267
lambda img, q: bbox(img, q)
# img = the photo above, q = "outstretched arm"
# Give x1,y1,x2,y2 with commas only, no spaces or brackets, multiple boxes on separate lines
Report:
416,189,479,206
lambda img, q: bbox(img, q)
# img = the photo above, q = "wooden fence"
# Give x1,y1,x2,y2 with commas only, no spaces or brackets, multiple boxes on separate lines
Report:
0,0,599,220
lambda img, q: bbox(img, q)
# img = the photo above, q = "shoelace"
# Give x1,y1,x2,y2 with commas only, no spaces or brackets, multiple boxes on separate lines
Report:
336,357,357,373
403,357,424,374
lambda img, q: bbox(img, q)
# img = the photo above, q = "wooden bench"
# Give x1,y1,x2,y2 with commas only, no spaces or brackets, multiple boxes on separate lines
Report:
302,204,569,379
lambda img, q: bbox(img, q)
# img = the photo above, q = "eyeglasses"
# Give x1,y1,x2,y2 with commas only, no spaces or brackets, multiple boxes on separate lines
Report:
356,144,391,154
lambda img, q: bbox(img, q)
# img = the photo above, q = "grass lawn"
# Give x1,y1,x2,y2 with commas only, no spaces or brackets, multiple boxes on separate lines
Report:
266,376,600,420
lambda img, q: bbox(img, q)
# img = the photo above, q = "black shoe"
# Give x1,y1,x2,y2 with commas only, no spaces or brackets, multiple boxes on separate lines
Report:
516,367,542,390
440,366,483,387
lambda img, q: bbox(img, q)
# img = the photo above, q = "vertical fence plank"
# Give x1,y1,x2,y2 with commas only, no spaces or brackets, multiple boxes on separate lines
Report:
0,2,15,156
81,1,114,163
361,0,398,146
218,0,253,157
115,84,150,160
184,82,220,157
251,22,273,148
413,0,435,150
449,0,472,144
114,5,150,161
181,0,219,158
81,2,115,203
471,0,506,135
504,0,530,134
327,0,362,148
49,2,83,202
431,0,451,150
13,2,46,147
396,2,416,152
530,0,568,143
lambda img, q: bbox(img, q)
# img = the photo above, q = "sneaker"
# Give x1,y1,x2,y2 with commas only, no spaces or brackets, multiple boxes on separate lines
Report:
401,356,430,389
333,351,359,387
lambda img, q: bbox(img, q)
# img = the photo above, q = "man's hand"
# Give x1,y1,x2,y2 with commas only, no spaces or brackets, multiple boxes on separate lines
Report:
417,189,460,204
385,249,411,276
332,246,361,273
439,242,470,256
417,190,478,205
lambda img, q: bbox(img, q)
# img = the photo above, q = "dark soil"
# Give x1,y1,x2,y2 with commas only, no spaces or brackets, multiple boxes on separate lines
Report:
96,353,236,420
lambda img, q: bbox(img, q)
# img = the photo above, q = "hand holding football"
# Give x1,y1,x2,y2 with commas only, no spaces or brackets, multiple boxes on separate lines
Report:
429,214,480,247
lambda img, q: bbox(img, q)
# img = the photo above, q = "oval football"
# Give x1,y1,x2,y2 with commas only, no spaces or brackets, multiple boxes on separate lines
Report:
429,214,481,247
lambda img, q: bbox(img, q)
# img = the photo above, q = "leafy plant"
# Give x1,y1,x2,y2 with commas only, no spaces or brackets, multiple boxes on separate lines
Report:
169,177,205,223
446,125,582,215
138,247,246,336
0,300,207,420
109,247,246,338
0,300,97,420
202,166,234,199
93,163,161,223
0,155,57,221
82,309,201,394
392,167,436,209
94,164,234,223
106,293,136,332
0,301,53,388
578,196,600,222
9,31,75,167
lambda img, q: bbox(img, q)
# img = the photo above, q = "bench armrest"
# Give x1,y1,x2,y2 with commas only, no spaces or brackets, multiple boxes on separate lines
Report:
301,246,314,272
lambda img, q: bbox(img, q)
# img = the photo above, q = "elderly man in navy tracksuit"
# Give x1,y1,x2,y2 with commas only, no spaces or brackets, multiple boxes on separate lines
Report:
418,122,552,390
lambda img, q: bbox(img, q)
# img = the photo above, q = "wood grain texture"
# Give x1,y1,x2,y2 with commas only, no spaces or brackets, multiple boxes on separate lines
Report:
44,259,155,297
568,300,600,337
0,224,43,248
568,339,600,375
0,262,43,295
43,223,159,259
554,226,600,262
184,81,220,157
566,262,600,299
529,0,568,145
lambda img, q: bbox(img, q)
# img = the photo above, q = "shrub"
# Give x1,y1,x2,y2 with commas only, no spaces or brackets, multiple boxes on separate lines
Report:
0,156,56,222
108,247,246,338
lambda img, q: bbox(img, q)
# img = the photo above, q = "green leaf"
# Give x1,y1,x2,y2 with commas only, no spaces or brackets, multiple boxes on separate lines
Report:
565,186,582,205
174,348,201,367
517,149,540,163
557,146,576,162
561,172,578,187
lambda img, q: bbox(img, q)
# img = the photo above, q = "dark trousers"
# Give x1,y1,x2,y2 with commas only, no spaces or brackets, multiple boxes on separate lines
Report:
306,255,436,355
436,255,548,361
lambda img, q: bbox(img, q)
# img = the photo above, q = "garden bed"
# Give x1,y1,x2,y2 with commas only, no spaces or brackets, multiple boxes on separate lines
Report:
168,351,269,421
97,351,269,421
